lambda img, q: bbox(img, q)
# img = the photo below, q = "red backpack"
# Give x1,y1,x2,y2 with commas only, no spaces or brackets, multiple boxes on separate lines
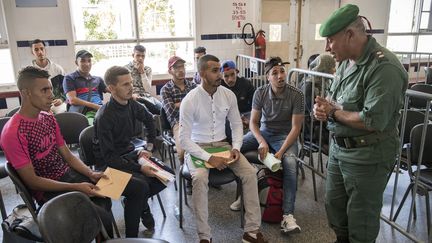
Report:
257,168,283,223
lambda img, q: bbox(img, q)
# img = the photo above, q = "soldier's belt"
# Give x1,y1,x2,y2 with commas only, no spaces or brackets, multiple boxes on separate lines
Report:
332,132,390,149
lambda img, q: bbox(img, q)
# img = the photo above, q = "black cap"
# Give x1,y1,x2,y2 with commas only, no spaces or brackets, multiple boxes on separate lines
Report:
75,50,93,60
264,57,290,74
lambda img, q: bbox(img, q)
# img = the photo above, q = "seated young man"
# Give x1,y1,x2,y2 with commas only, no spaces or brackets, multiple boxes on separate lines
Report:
93,66,169,237
0,66,113,236
30,39,66,114
240,57,304,235
220,60,255,141
63,50,108,124
160,55,197,164
179,54,268,243
125,45,162,115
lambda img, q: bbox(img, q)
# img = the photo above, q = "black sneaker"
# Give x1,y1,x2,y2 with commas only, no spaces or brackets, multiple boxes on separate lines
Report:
141,208,155,231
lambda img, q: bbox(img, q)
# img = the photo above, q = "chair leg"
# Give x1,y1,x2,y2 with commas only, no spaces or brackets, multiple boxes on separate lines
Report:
169,145,177,191
413,187,417,221
156,193,166,218
426,191,431,236
169,145,177,170
300,163,305,179
184,178,189,206
179,173,183,228
393,183,414,221
161,141,167,161
309,153,318,201
319,152,325,174
110,210,121,238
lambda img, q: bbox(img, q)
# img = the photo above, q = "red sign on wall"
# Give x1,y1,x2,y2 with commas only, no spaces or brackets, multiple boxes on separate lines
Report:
232,1,247,21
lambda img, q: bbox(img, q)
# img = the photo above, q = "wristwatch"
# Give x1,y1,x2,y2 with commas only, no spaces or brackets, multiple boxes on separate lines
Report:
328,108,337,122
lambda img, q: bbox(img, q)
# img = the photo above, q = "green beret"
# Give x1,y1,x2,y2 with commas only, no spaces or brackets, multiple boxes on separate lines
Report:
319,4,359,37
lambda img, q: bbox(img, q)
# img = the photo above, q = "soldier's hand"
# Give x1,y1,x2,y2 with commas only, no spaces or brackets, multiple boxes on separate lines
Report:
207,156,229,170
258,141,269,161
313,103,327,121
314,96,330,121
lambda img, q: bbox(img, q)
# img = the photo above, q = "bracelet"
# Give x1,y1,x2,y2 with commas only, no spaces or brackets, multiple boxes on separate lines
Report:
328,108,337,122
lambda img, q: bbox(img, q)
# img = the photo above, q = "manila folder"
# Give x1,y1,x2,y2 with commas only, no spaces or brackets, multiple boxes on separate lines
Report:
93,167,132,200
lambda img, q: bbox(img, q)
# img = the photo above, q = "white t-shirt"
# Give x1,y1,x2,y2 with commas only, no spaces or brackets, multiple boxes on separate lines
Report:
32,59,65,77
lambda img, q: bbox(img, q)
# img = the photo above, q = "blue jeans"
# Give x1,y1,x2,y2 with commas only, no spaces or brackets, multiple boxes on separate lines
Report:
241,130,298,215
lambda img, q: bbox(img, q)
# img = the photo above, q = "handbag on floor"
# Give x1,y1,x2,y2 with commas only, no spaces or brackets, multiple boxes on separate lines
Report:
257,168,284,223
2,204,42,242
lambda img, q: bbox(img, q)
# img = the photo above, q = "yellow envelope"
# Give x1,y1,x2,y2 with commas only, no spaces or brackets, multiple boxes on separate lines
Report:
93,167,132,200
205,150,236,168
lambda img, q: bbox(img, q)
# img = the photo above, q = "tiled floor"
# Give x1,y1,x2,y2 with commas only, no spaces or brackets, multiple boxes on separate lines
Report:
0,151,429,243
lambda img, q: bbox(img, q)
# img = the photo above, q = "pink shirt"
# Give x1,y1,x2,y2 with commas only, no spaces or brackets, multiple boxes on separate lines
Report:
0,112,69,201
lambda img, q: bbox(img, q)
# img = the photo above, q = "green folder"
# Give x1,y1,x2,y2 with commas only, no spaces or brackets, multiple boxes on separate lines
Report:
191,147,230,168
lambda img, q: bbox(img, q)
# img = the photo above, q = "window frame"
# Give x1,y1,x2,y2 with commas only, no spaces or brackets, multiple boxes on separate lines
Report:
0,0,16,87
387,0,432,52
0,0,9,48
70,0,195,77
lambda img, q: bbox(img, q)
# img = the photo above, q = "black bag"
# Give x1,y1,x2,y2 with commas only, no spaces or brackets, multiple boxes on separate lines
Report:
257,168,284,223
1,204,42,242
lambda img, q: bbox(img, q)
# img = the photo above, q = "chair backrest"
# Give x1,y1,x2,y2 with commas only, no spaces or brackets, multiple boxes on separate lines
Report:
4,163,38,219
5,106,20,117
79,125,96,167
409,84,432,109
399,110,426,144
425,67,432,85
37,191,101,243
55,112,89,145
410,123,432,167
0,117,11,151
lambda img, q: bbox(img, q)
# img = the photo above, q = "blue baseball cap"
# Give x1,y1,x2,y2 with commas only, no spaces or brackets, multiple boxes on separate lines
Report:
220,60,237,72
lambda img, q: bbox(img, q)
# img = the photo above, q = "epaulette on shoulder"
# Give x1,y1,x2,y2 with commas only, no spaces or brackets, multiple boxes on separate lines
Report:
374,50,388,63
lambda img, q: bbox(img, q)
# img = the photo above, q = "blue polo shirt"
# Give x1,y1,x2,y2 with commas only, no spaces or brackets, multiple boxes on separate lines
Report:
63,70,106,105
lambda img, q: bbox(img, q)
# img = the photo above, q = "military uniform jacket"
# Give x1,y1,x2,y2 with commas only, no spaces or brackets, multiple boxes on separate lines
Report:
327,36,408,164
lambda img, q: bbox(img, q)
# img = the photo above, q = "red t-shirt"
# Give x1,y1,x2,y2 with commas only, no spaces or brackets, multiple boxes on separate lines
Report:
0,112,69,202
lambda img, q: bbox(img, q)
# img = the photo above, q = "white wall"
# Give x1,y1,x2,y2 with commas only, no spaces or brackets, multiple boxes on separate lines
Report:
301,0,392,68
194,0,260,61
2,0,76,83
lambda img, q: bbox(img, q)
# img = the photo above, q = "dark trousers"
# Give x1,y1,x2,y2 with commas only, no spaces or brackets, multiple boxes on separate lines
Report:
122,172,166,237
42,168,114,237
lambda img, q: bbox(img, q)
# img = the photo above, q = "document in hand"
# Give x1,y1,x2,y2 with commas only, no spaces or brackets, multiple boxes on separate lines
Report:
93,167,132,200
190,147,235,169
258,152,282,172
138,157,175,186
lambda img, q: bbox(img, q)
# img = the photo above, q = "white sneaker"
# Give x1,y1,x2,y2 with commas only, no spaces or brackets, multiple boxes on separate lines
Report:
280,214,301,234
230,197,241,211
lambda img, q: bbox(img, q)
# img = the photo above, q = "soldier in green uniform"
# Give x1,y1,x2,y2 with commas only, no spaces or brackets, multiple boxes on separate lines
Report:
313,4,408,243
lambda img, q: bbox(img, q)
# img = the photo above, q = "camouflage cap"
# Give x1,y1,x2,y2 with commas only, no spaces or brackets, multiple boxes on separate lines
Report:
319,4,359,37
